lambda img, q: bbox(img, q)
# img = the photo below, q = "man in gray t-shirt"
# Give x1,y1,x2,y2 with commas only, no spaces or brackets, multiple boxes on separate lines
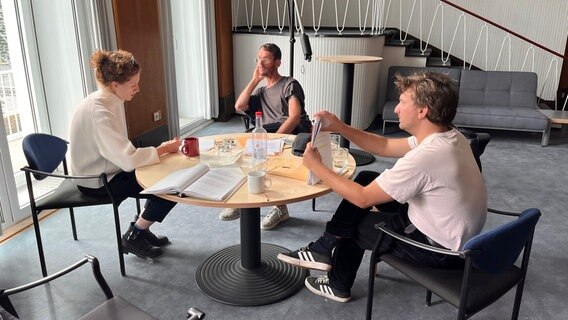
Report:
219,43,312,228
237,43,312,134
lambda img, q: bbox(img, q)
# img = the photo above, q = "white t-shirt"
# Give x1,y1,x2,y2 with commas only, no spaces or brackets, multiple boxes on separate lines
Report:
376,128,487,250
69,89,160,188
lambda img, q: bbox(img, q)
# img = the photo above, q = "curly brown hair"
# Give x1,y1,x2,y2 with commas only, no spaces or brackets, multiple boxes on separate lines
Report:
394,71,459,127
90,49,140,86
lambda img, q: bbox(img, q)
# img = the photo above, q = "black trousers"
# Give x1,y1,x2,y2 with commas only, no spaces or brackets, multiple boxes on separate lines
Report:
78,171,176,223
327,171,464,293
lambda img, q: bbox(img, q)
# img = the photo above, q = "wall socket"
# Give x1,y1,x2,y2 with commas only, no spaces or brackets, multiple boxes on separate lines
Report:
153,111,162,122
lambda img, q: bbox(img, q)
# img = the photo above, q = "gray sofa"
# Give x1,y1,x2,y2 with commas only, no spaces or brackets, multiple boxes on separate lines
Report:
381,66,550,145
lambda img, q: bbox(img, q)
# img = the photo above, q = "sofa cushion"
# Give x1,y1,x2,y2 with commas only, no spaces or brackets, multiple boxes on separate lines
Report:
459,70,537,108
454,105,548,131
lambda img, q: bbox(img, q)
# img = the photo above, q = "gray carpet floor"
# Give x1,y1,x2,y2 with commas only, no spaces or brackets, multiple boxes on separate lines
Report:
1,116,567,320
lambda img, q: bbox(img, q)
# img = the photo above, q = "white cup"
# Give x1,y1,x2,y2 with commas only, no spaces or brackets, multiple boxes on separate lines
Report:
247,170,272,194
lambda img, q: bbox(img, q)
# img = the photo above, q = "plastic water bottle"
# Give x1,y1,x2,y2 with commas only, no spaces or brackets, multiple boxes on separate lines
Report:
252,111,268,172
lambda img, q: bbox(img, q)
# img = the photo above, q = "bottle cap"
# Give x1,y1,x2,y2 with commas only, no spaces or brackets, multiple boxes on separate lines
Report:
255,111,263,117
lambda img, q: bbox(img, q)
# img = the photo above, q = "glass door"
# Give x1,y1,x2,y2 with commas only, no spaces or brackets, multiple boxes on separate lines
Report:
0,0,37,230
170,0,218,135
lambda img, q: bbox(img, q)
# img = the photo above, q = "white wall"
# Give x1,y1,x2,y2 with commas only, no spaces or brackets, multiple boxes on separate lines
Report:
389,0,568,100
232,0,568,101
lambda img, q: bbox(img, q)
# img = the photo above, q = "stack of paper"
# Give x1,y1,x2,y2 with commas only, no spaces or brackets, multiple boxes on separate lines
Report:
307,120,333,185
244,138,285,156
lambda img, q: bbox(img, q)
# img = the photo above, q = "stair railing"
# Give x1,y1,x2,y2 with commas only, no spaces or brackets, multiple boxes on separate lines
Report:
398,0,417,44
231,0,566,108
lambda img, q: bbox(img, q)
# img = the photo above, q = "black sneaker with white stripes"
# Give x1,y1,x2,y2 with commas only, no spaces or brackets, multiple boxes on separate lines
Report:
277,243,332,271
305,275,351,303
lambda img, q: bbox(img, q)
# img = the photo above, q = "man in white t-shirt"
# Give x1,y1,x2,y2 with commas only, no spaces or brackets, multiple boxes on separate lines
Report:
278,71,487,303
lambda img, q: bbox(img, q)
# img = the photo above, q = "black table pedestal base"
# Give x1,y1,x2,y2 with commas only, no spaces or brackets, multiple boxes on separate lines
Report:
195,243,309,306
349,148,375,166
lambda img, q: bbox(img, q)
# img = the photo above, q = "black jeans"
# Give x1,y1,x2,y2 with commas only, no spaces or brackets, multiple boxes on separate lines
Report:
78,171,176,223
326,171,464,293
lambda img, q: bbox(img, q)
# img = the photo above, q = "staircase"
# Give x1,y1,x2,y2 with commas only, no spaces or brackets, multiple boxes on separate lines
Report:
382,27,479,70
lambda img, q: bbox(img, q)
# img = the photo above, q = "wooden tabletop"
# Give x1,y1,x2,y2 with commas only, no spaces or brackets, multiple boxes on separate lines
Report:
317,55,383,64
539,110,568,124
136,133,356,209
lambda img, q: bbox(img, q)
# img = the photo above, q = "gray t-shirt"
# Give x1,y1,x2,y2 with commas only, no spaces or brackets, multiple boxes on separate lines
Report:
249,76,307,125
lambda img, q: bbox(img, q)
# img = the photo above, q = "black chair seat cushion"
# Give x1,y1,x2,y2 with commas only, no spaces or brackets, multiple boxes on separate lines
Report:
380,254,523,315
78,296,158,320
35,180,113,211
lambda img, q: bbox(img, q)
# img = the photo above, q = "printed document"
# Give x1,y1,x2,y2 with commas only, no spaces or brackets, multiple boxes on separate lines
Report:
307,118,333,185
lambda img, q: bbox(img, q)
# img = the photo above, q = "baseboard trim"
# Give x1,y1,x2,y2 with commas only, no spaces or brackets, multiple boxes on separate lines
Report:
0,209,58,244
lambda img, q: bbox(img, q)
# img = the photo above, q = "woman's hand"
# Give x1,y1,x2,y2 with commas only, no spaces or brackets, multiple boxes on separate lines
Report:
157,138,180,156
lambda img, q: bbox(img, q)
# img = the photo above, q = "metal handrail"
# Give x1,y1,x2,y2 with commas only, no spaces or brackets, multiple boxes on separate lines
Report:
231,0,566,104
440,0,567,60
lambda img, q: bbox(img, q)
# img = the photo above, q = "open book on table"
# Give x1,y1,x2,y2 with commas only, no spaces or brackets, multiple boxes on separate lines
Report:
140,163,246,201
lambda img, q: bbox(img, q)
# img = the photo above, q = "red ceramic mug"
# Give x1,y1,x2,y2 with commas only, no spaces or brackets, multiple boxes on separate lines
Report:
180,137,200,157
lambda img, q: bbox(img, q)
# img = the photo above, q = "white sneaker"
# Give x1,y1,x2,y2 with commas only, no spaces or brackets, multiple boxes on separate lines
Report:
219,208,240,221
261,205,289,230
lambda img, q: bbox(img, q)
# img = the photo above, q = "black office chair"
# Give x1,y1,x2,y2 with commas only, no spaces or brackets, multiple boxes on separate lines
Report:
21,133,140,277
366,208,541,320
0,255,157,319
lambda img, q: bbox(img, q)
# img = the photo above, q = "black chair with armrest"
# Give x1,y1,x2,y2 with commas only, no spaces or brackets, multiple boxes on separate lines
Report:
0,255,157,319
21,133,140,277
366,208,541,320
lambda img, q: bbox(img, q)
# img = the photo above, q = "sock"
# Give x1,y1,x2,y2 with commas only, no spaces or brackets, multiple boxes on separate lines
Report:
133,223,147,231
310,232,338,255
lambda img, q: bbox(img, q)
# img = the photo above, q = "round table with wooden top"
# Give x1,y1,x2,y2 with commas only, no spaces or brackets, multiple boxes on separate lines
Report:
136,133,355,306
317,55,383,166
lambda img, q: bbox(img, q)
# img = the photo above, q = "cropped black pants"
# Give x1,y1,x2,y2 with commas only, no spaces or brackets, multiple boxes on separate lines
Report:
78,171,176,223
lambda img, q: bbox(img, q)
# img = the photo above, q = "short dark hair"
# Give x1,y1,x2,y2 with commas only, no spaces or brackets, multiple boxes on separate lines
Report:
394,71,459,127
259,43,282,61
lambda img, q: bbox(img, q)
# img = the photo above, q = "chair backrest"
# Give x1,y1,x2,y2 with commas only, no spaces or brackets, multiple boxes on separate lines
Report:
457,128,491,172
22,133,68,180
463,208,541,273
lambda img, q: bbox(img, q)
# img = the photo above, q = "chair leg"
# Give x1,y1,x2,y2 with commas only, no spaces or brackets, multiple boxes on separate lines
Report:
112,204,126,276
133,198,142,221
31,211,48,277
312,198,316,211
511,281,526,320
425,290,432,306
366,259,378,320
69,207,78,240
